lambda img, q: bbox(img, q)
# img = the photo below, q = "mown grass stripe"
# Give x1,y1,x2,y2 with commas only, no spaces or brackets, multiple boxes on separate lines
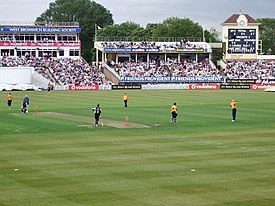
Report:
1,90,275,205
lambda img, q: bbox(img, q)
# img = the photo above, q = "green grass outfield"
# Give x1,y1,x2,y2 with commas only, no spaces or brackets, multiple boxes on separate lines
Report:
0,89,275,206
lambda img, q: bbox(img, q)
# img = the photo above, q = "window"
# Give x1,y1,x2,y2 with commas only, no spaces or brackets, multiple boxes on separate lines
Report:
0,34,13,42
69,49,79,56
57,34,77,42
36,34,55,42
59,50,64,56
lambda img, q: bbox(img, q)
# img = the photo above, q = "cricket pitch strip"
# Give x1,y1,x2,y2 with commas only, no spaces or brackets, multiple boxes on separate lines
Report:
36,112,150,129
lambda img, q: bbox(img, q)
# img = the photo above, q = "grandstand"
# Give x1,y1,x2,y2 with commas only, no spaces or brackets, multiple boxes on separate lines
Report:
0,21,81,58
94,36,220,85
95,37,212,64
0,55,111,90
0,21,111,90
92,13,275,87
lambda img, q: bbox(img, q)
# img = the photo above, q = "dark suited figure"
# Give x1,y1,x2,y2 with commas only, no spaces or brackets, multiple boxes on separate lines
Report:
92,104,102,126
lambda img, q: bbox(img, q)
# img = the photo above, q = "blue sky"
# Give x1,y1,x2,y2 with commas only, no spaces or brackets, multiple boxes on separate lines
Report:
0,0,274,31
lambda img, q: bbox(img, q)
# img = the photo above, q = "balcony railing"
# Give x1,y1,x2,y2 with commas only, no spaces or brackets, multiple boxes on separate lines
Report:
0,21,79,27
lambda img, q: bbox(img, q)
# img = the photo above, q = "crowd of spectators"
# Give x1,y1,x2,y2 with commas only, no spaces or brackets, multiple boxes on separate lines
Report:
0,55,30,67
114,59,275,82
114,59,222,78
46,58,110,86
2,54,275,84
102,40,211,52
224,61,275,79
0,55,111,86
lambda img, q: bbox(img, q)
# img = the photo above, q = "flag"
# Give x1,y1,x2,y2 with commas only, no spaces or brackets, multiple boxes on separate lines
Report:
95,24,102,31
95,24,102,39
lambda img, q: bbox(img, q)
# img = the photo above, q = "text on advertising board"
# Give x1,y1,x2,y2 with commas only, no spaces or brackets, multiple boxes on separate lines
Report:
121,76,224,83
189,84,220,90
1,27,81,33
220,85,250,89
68,84,99,90
112,85,142,90
226,79,256,84
250,84,275,90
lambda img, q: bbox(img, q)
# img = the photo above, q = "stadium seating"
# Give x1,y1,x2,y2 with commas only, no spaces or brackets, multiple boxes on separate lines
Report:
224,60,275,79
1,54,274,85
0,55,111,86
114,60,222,78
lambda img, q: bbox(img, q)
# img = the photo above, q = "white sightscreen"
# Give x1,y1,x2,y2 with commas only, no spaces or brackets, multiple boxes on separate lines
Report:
0,67,33,84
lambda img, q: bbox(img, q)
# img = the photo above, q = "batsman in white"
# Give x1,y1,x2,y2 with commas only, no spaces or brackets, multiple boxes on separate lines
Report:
91,104,102,126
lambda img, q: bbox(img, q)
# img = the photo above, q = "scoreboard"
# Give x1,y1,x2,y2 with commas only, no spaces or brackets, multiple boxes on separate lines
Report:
227,29,256,54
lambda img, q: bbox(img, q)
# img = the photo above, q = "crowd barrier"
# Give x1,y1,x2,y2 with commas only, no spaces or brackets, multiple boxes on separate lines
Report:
1,83,275,91
36,83,275,91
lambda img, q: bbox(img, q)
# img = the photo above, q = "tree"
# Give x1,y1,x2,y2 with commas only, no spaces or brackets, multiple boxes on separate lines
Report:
144,23,158,38
208,27,221,43
36,0,114,63
257,18,275,54
151,17,205,41
97,21,146,41
97,17,220,43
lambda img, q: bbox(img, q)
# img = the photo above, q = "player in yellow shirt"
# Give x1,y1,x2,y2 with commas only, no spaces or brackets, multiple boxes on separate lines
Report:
47,82,51,93
7,93,13,109
171,102,178,124
230,99,237,122
123,93,128,107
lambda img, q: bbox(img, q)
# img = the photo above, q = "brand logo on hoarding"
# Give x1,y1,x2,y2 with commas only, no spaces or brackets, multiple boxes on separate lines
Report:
250,84,275,90
68,84,99,90
189,84,220,90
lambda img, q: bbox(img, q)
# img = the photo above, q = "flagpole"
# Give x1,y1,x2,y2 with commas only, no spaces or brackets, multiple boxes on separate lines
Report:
202,25,205,42
95,24,97,41
95,24,99,66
